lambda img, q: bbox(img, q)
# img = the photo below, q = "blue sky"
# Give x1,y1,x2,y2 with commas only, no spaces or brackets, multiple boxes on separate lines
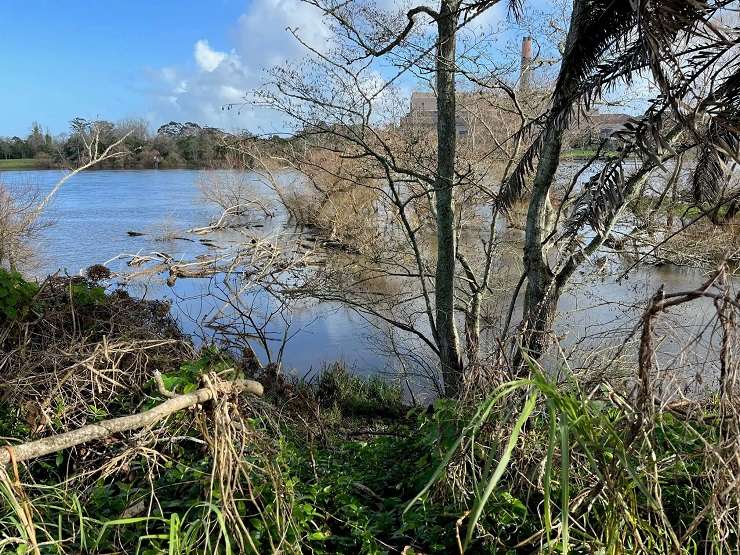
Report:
0,0,561,138
0,1,251,136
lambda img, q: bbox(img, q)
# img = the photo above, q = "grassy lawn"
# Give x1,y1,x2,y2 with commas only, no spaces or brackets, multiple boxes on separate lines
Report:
0,158,44,170
562,148,621,159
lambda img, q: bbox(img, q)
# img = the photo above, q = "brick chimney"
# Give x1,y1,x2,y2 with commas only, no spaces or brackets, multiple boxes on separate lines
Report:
520,36,532,91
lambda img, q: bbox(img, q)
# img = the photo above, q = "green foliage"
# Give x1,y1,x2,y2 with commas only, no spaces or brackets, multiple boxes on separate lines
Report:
278,431,461,553
0,158,44,169
0,345,730,554
0,400,31,438
409,367,725,554
315,363,404,418
0,118,259,170
0,268,38,321
156,347,238,396
69,283,106,306
562,148,621,159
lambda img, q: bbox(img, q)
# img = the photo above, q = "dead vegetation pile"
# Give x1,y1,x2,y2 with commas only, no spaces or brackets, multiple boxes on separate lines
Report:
0,270,195,433
659,219,740,268
0,268,398,553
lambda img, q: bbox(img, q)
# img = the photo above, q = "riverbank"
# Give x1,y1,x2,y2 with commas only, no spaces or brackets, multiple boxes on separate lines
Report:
561,147,620,159
0,159,253,171
0,268,737,553
0,158,51,170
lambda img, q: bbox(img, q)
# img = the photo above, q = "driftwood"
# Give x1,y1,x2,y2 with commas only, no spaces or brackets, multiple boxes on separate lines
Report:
187,202,275,235
0,378,263,466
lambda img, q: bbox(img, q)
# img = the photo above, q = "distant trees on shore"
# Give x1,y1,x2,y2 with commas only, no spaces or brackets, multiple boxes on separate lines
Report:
0,122,55,163
0,118,259,169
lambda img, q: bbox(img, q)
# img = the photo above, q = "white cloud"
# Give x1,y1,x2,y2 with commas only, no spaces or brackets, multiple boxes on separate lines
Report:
145,0,331,132
236,0,331,66
145,0,506,132
194,40,227,72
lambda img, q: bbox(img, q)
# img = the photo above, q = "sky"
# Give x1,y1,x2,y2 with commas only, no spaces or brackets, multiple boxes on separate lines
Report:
0,0,559,138
0,0,329,136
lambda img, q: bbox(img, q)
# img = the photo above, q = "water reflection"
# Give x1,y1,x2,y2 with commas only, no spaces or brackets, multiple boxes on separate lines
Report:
1,167,734,391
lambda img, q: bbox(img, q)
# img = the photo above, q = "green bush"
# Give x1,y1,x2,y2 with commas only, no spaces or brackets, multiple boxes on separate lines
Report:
315,363,404,418
0,268,38,321
70,282,106,306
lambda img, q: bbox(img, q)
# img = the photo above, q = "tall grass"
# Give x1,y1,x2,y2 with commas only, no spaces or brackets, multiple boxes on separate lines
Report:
407,361,738,553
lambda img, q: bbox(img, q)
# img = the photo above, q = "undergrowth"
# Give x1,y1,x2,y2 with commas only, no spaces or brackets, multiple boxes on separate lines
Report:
0,271,737,553
2,361,733,553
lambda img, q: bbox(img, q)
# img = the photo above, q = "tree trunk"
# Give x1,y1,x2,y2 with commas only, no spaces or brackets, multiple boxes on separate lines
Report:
521,125,561,361
521,281,559,363
435,0,464,396
519,0,584,365
465,291,482,367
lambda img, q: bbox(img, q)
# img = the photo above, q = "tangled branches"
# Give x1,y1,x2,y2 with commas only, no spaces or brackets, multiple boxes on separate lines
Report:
0,273,193,433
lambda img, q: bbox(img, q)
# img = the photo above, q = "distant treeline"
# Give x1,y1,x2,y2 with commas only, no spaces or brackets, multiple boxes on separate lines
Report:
0,118,275,169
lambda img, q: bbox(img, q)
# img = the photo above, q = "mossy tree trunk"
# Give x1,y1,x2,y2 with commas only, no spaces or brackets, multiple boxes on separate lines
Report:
434,0,464,396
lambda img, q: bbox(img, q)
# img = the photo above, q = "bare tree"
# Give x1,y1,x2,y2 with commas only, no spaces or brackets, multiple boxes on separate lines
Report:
36,119,131,218
247,0,543,396
0,182,47,270
0,120,130,272
241,0,739,392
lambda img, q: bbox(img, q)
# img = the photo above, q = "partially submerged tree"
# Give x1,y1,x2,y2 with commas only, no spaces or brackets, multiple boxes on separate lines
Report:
497,0,740,363
250,0,554,395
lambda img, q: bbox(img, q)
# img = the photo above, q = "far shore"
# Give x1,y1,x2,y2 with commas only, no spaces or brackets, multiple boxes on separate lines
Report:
0,158,251,172
1,150,634,172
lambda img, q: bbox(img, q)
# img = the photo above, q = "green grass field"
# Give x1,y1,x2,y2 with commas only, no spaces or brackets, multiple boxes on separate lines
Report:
0,158,44,170
562,148,620,159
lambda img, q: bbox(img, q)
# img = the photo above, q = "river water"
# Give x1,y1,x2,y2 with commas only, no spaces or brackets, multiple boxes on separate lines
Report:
3,169,385,376
1,168,732,393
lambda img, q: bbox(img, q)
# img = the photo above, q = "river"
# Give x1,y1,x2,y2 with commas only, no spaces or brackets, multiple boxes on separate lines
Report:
1,168,732,394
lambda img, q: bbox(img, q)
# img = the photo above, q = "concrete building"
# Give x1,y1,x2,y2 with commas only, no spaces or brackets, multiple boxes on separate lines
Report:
591,112,631,140
401,36,536,139
571,112,632,148
399,34,631,150
401,91,476,137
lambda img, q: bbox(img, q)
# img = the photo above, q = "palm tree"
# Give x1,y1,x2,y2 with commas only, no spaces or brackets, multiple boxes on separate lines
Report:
496,0,740,363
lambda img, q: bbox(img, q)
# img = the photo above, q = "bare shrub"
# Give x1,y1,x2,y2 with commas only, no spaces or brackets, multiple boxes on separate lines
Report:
658,220,740,267
0,181,47,270
198,170,275,219
258,148,381,254
146,215,181,242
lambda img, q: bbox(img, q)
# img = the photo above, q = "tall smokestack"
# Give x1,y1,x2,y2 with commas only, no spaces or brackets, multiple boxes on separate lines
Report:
520,36,532,91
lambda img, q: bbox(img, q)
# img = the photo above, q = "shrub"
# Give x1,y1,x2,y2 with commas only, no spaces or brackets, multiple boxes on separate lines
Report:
315,363,404,418
0,268,38,321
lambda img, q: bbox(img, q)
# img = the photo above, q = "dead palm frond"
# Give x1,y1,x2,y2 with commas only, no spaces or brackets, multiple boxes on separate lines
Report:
497,0,738,212
693,67,740,208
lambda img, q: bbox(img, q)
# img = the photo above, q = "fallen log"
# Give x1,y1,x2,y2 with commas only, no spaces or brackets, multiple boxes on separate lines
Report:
1,378,263,466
